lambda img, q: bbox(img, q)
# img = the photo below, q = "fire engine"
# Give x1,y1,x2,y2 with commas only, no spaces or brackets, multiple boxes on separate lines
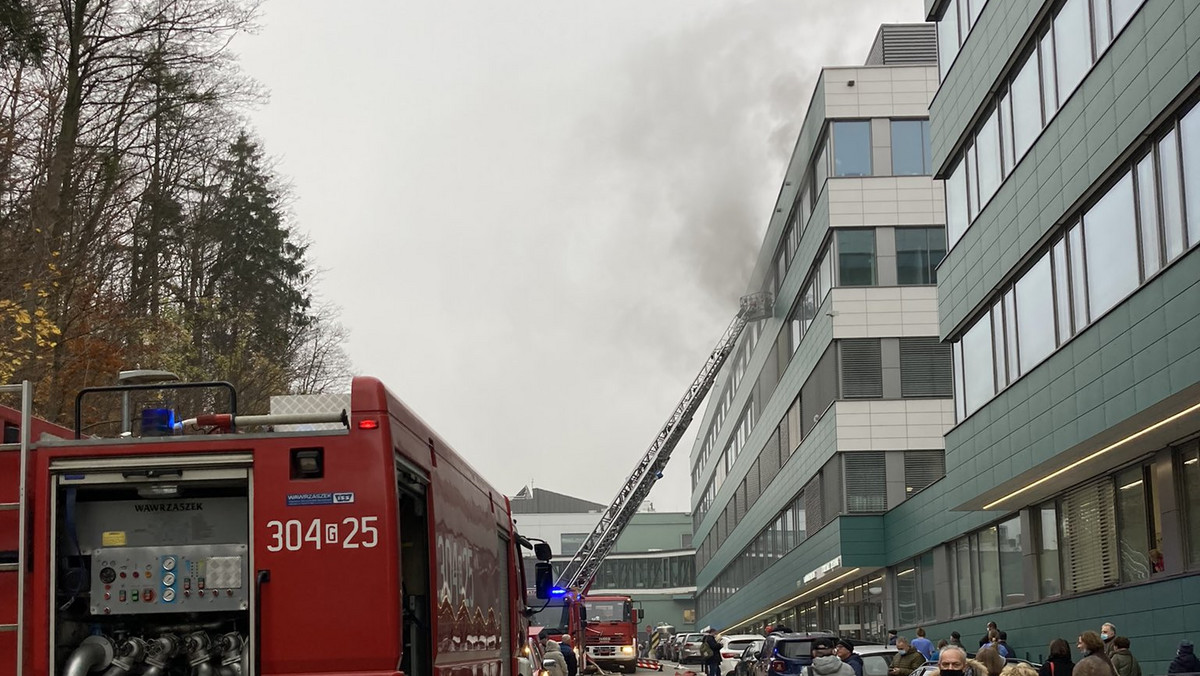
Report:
0,375,536,676
530,292,771,672
577,595,638,673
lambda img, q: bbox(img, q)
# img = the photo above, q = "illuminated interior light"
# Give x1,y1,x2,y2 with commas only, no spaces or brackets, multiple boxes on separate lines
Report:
983,399,1200,510
1185,458,1198,465
729,568,861,629
1119,480,1143,491
896,568,914,577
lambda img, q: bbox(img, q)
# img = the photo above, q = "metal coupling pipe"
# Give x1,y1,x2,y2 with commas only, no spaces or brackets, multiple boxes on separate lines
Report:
143,634,181,676
62,635,115,676
101,637,148,676
186,631,216,676
217,633,245,676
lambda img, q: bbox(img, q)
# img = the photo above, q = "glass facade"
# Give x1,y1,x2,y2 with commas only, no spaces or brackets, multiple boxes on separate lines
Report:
944,0,1148,251
892,120,932,176
833,121,872,177
896,227,947,284
836,229,876,286
951,103,1200,421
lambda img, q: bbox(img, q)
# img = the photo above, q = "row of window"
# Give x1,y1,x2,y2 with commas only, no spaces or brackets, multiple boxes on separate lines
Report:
892,443,1200,628
936,0,989,82
692,323,763,487
769,119,936,296
786,227,947,360
697,449,946,618
695,398,758,521
946,0,1146,250
696,223,949,518
953,101,1200,420
694,333,952,537
732,573,889,644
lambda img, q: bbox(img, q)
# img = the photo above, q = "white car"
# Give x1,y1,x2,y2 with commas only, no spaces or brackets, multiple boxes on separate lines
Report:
719,635,764,676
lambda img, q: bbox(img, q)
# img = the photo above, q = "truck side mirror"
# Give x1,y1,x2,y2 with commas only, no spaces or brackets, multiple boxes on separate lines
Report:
534,542,553,561
578,605,588,627
534,562,554,599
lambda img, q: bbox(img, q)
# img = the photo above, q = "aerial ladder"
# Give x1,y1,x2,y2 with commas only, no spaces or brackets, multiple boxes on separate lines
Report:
552,292,771,670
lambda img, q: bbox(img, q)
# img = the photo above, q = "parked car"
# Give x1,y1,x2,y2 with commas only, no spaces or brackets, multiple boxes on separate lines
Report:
752,632,837,676
851,644,899,676
679,633,706,664
735,642,765,676
666,633,689,662
719,635,765,676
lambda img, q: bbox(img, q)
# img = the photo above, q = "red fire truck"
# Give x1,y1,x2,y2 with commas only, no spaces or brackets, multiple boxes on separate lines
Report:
0,376,536,676
578,595,639,673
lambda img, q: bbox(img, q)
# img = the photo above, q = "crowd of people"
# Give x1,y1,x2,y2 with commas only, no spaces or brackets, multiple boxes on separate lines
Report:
538,620,1199,676
877,621,1200,676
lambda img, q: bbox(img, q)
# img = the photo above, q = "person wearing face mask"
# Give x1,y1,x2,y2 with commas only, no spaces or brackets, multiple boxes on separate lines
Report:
931,644,985,676
1099,624,1117,658
1037,638,1076,676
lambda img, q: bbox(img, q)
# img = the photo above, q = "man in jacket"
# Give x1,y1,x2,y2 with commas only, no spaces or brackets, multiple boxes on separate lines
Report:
1100,623,1117,657
1110,637,1140,676
559,633,579,676
835,638,864,676
702,627,722,676
889,638,926,676
1168,640,1200,674
805,637,855,676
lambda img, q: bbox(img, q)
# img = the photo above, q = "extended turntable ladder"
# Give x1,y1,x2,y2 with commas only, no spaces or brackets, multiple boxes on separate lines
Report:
555,293,771,593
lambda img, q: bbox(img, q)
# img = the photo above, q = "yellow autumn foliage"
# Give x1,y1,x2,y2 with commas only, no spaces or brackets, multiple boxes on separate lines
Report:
0,298,62,383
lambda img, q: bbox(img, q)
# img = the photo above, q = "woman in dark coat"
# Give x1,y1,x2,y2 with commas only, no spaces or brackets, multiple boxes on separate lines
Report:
1038,639,1075,676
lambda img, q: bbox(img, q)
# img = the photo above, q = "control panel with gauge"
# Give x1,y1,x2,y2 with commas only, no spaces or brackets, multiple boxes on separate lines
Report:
89,544,249,615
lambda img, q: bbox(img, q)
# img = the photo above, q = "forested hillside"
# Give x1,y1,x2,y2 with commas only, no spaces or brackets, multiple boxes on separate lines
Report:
0,0,351,421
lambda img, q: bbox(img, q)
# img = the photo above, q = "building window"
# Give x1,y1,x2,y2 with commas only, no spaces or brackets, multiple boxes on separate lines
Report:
899,337,953,398
978,525,1003,610
1181,105,1200,247
844,452,887,512
891,120,932,176
832,121,872,177
1010,51,1041,160
837,229,876,286
974,108,1003,208
1053,0,1092,102
904,450,945,495
1135,152,1162,279
1015,251,1055,372
953,536,976,615
560,533,588,555
840,339,883,398
894,551,935,625
1082,172,1138,318
1182,443,1200,567
1116,465,1152,583
895,227,946,285
959,315,994,416
895,560,918,627
1037,503,1062,598
946,160,969,247
998,516,1024,606
1060,479,1119,594
1160,130,1187,261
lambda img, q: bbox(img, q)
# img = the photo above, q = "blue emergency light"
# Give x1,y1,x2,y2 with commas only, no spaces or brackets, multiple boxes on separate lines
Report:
549,587,568,597
141,408,176,437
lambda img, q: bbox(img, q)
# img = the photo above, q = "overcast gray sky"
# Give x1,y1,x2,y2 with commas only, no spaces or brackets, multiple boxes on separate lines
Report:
233,0,926,514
